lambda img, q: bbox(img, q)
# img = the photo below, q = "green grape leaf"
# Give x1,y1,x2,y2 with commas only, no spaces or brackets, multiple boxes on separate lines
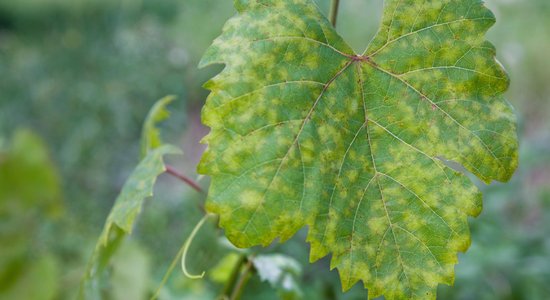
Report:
79,145,181,299
0,130,62,299
0,129,63,217
141,95,176,158
198,0,518,298
100,144,181,239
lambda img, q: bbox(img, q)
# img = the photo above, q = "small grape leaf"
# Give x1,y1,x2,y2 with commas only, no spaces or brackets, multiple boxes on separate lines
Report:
198,0,518,298
141,95,176,158
80,96,182,299
79,145,181,299
100,145,182,239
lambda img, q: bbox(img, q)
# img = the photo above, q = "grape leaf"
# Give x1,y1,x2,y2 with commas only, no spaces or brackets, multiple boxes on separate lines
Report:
78,145,181,299
79,145,181,299
141,95,176,158
198,0,518,298
80,97,182,299
100,145,182,240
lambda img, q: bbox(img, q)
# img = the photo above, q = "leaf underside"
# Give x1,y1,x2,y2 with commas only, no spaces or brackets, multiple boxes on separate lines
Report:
198,0,518,299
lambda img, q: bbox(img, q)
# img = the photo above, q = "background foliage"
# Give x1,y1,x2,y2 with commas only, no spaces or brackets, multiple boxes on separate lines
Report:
0,0,548,299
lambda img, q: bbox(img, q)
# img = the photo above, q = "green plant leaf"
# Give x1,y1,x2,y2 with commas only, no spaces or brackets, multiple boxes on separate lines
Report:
199,0,518,298
141,95,177,158
0,130,62,300
0,129,63,217
101,144,182,238
79,145,181,299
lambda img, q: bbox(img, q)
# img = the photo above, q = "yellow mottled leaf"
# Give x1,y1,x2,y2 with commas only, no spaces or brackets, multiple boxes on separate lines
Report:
198,1,518,299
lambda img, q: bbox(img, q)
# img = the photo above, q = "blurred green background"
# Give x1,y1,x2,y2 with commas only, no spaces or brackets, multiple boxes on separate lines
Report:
0,0,548,299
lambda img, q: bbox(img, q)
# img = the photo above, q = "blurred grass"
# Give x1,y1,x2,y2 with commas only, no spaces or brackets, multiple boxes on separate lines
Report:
0,0,549,299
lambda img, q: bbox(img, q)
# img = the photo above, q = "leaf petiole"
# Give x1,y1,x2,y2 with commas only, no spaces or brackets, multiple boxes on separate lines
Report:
165,164,204,193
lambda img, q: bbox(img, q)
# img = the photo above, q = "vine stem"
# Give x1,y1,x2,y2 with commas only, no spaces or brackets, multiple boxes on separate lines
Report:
329,0,340,27
229,256,255,300
165,164,204,194
221,254,247,298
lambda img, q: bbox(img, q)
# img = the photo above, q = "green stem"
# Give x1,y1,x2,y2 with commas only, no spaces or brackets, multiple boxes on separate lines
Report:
229,257,255,300
221,254,247,298
329,0,340,27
